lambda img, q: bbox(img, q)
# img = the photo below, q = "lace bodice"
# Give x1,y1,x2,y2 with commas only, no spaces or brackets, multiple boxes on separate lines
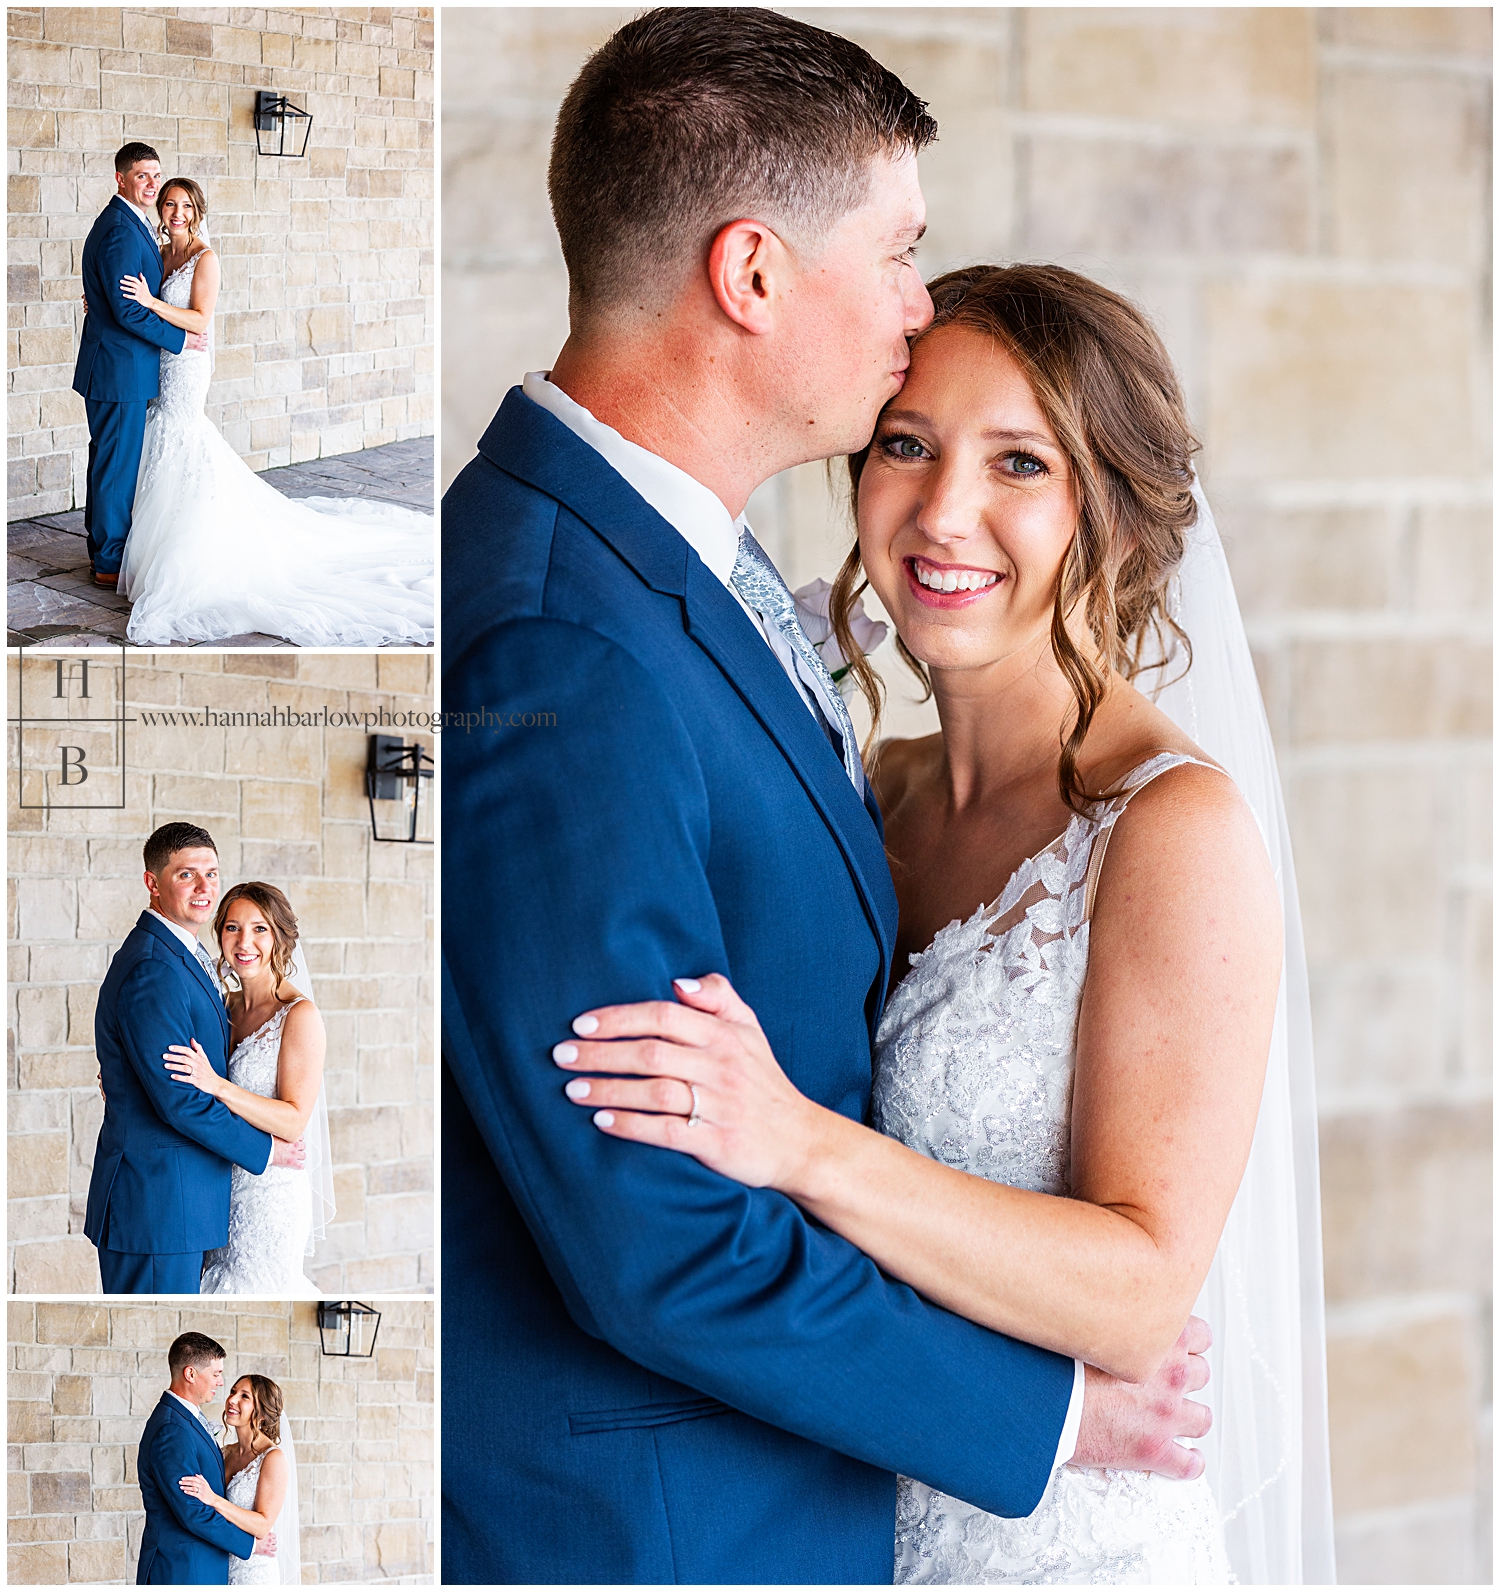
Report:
201,1001,318,1297
873,752,1232,1585
151,251,213,426
226,1448,278,1585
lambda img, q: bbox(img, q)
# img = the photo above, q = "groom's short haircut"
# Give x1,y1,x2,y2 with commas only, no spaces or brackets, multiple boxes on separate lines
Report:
549,7,937,318
144,822,217,877
168,1331,226,1378
115,141,160,174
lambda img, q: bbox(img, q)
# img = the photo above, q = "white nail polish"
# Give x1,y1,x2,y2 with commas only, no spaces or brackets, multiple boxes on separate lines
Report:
553,1042,578,1064
565,1078,591,1100
573,1014,599,1036
673,977,702,994
594,1110,614,1128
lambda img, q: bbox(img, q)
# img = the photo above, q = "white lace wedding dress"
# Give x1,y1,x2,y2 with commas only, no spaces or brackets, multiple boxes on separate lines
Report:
226,1450,279,1586
201,1000,319,1298
118,250,434,646
873,752,1231,1585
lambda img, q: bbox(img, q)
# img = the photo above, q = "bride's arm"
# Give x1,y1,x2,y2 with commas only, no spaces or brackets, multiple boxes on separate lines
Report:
557,766,1280,1383
163,1001,326,1141
118,249,220,332
179,1447,286,1538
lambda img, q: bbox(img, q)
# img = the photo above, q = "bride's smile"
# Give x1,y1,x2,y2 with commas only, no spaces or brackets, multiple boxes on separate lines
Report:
219,910,277,983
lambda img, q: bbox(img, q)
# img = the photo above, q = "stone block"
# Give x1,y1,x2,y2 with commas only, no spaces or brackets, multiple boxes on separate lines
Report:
9,1132,69,1200
8,1542,69,1585
1024,136,1312,257
14,1237,99,1293
1334,1495,1483,1586
236,1314,289,1357
68,1538,127,1582
1413,503,1492,613
76,874,150,942
37,1301,109,1344
1324,8,1491,55
30,1468,91,1512
1327,1303,1480,1512
16,985,67,1048
1203,280,1485,481
1022,8,1317,127
239,777,320,841
1320,1103,1490,1303
1220,503,1396,615
1289,766,1444,960
42,8,122,47
10,1400,54,1444
1289,638,1490,745
8,42,75,89
164,17,213,57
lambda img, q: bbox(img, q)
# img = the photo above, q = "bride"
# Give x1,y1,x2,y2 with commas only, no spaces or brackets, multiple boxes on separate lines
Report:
180,1373,301,1586
549,266,1334,1582
106,175,434,646
164,881,334,1297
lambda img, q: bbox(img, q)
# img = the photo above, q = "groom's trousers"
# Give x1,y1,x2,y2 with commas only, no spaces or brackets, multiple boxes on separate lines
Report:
83,398,148,574
97,1246,201,1295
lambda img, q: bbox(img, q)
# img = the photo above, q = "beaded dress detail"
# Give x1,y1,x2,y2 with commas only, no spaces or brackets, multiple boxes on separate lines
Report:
225,1449,278,1585
118,250,434,647
873,752,1231,1586
201,1000,318,1298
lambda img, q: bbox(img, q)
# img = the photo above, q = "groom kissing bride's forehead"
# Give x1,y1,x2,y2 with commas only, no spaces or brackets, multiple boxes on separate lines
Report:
441,8,1246,1587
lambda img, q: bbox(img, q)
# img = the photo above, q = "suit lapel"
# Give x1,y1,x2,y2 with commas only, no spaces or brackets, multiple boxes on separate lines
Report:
160,1393,222,1475
110,194,160,257
136,913,231,1055
481,390,899,995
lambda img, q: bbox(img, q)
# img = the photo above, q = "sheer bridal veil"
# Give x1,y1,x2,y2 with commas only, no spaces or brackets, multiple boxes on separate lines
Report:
1151,485,1336,1584
273,1424,302,1586
285,939,337,1253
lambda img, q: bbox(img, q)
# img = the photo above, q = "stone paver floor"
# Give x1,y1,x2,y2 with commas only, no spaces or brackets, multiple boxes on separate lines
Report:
7,435,434,648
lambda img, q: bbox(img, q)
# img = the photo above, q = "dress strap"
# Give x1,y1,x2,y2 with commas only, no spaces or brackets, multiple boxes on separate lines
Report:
1082,751,1225,921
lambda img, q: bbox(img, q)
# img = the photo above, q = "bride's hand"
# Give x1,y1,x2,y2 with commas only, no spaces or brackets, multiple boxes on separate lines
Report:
119,272,154,306
554,974,826,1189
178,1473,215,1503
164,1038,222,1097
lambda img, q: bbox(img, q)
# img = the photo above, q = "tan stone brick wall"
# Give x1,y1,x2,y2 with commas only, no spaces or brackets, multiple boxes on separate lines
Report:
7,652,435,1296
6,1299,433,1584
442,9,1491,1581
7,5,435,521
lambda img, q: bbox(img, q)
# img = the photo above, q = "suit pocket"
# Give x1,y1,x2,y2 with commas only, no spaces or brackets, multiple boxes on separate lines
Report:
568,1395,731,1435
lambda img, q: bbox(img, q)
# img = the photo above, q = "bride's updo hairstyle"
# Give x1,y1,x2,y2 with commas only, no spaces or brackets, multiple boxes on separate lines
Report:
156,177,208,244
213,881,300,987
830,263,1200,813
236,1375,283,1445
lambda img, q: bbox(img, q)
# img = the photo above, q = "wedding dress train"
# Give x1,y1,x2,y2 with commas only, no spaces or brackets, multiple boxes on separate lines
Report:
200,999,319,1298
874,753,1231,1586
118,252,434,646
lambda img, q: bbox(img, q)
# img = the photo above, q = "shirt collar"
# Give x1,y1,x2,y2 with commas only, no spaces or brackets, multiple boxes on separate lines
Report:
119,195,156,236
522,371,744,587
148,909,206,957
167,1390,209,1423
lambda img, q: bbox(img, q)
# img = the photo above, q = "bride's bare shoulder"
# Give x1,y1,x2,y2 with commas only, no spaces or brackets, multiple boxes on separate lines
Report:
869,731,941,814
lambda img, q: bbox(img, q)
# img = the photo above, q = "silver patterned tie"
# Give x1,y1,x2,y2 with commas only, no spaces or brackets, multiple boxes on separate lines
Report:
191,941,219,983
731,527,864,790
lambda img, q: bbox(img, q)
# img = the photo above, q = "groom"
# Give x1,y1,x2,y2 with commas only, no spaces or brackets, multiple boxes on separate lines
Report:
136,1332,275,1584
443,9,1210,1585
72,142,207,588
85,822,304,1293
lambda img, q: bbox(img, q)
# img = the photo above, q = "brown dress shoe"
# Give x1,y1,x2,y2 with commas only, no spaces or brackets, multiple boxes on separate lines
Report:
93,570,119,588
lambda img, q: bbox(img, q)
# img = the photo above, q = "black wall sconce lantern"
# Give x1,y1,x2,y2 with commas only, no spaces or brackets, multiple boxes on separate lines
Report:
317,1300,381,1357
254,91,313,158
366,734,433,844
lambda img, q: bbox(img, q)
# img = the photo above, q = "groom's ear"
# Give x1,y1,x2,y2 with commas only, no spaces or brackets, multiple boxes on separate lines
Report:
707,219,785,337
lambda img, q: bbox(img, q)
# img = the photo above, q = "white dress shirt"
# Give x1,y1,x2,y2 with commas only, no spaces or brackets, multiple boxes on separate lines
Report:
522,370,1086,1471
121,194,156,237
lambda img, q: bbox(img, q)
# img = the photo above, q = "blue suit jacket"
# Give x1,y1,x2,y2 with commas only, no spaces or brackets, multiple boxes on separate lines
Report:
73,196,185,401
136,1393,255,1584
85,914,272,1256
440,389,1075,1585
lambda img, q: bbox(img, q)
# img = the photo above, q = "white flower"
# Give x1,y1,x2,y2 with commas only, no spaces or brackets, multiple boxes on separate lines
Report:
793,577,889,693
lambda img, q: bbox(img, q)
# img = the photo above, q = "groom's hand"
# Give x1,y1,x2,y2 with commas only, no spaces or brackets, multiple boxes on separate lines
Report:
253,1532,277,1558
185,330,209,352
270,1136,305,1170
1070,1317,1212,1480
